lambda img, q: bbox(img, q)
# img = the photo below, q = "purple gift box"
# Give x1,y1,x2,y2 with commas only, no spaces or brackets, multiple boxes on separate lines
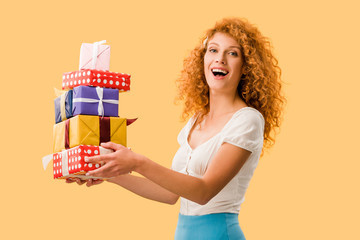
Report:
72,86,119,117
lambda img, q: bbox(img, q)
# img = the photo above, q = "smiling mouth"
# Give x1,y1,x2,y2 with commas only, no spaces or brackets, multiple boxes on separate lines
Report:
211,69,229,77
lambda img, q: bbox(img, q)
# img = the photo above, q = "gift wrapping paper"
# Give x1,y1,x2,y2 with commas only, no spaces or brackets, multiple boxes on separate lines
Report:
73,86,119,117
51,145,113,179
53,115,127,153
79,41,110,71
54,90,73,123
62,69,130,91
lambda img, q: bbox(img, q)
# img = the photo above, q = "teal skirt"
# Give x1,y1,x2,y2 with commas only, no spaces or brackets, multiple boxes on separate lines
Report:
174,213,245,240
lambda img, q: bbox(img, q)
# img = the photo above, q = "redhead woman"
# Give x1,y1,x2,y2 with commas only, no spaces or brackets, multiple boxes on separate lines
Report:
67,18,285,239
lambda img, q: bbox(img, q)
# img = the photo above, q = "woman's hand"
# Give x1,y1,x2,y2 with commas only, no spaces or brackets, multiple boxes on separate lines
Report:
66,178,104,187
84,142,141,178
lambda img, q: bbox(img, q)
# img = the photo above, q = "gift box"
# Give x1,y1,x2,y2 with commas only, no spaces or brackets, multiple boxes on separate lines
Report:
73,86,119,117
45,145,114,179
53,115,127,153
54,90,73,123
62,69,130,91
79,40,110,71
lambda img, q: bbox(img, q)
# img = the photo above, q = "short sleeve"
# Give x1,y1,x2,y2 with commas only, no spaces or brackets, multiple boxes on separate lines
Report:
222,109,265,152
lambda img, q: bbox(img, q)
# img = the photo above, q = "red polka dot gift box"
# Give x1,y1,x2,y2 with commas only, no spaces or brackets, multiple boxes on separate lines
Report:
62,69,130,92
44,145,113,180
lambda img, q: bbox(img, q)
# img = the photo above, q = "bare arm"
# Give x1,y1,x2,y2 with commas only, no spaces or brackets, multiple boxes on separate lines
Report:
66,174,179,205
107,174,179,205
86,141,251,205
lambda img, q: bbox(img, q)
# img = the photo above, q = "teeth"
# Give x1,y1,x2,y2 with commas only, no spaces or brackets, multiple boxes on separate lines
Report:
212,69,228,74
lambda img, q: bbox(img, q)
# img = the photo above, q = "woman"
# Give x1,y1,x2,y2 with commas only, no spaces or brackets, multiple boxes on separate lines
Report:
67,18,285,239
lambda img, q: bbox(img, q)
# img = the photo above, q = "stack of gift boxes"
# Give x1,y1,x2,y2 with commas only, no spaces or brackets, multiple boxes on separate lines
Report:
43,40,134,180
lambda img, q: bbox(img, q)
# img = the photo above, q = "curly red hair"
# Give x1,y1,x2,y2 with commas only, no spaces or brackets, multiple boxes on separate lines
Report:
176,18,286,152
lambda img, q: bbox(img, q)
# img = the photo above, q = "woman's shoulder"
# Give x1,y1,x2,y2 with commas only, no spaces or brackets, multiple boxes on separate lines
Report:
222,107,265,152
232,107,265,125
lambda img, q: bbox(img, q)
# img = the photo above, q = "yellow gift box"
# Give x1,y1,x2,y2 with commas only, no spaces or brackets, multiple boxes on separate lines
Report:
53,115,126,153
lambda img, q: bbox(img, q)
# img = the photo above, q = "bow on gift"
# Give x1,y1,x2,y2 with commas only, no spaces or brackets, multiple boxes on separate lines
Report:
72,86,119,117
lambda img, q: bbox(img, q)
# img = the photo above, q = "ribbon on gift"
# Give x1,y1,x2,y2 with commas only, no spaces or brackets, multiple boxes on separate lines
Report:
42,154,53,170
92,40,107,69
127,118,138,126
54,88,67,97
72,87,118,117
41,150,68,175
54,88,71,122
64,117,111,149
60,92,68,121
99,117,110,143
61,150,69,176
65,119,70,149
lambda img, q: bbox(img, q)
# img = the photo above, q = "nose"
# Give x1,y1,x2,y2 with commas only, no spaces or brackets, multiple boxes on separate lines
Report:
215,54,226,64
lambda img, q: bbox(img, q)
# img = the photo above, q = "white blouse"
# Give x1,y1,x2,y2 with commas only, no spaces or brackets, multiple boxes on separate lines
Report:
171,107,265,215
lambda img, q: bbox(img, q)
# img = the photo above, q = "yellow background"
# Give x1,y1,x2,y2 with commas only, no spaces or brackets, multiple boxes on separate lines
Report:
1,0,359,239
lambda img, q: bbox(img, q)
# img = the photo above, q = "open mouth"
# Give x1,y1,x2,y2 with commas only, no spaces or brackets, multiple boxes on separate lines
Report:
211,68,229,77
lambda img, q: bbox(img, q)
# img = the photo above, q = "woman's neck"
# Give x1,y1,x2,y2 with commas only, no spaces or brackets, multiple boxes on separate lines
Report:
207,91,247,119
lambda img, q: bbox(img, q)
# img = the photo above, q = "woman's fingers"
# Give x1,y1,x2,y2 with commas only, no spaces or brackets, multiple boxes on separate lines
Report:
85,152,114,164
84,143,135,178
86,165,112,178
66,177,104,187
85,141,127,164
66,178,75,183
86,179,104,187
76,178,86,185
66,177,86,185
86,160,127,178
100,142,125,151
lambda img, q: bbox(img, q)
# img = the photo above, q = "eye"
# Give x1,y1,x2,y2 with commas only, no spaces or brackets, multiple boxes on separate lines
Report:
208,48,217,53
229,51,238,56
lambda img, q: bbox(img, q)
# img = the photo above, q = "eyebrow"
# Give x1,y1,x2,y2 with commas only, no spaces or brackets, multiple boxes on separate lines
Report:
208,42,241,50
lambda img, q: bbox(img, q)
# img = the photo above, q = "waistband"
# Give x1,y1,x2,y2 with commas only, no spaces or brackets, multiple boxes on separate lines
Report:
175,213,245,240
178,212,239,221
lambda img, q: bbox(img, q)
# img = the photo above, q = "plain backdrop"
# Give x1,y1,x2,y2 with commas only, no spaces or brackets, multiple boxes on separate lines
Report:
0,0,359,239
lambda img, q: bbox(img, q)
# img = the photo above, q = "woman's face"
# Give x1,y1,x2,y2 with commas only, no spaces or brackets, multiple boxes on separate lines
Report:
204,32,243,95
